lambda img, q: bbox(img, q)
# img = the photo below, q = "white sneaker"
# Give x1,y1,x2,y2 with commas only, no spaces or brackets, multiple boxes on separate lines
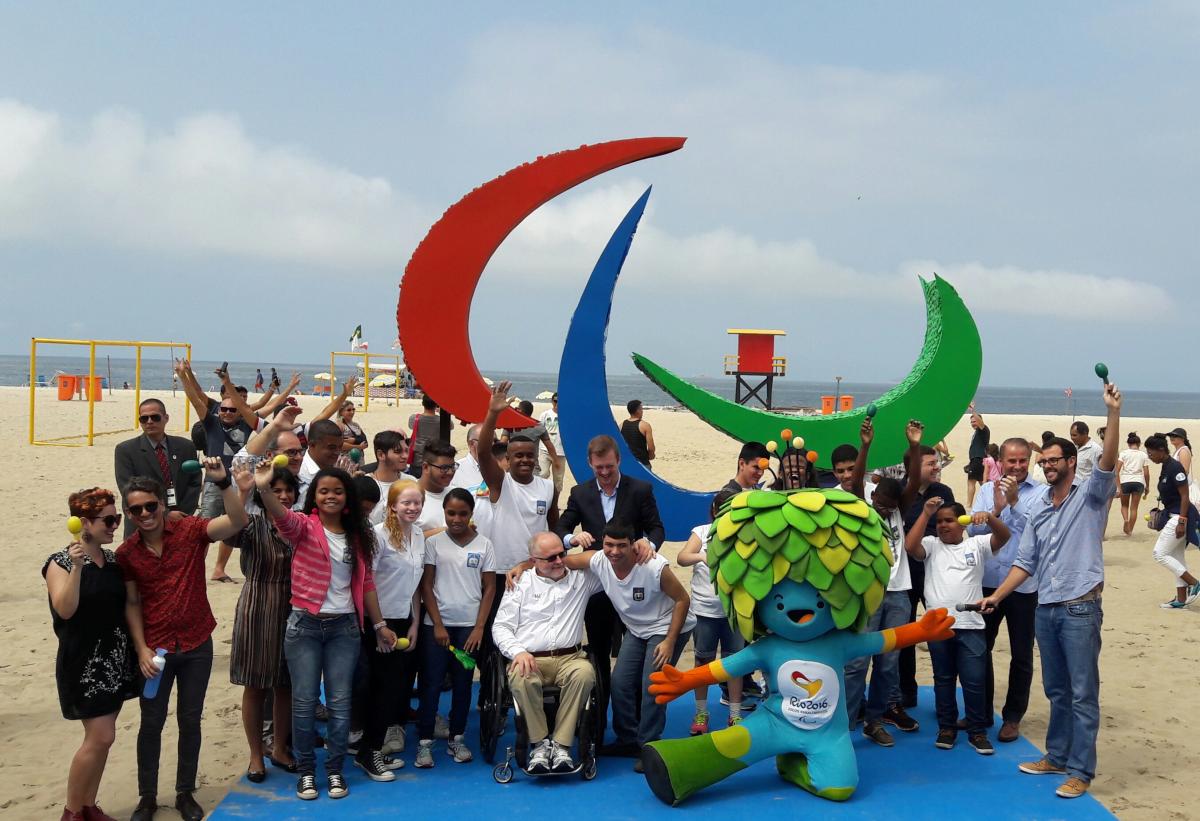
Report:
526,739,552,774
415,740,434,768
447,734,473,763
550,741,575,773
382,724,406,754
434,714,450,739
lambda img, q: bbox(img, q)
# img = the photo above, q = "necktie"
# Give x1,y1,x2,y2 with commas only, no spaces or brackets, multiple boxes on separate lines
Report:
154,444,174,489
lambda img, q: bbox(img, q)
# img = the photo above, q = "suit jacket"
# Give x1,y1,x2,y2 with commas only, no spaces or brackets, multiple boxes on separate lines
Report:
114,434,202,528
555,474,665,547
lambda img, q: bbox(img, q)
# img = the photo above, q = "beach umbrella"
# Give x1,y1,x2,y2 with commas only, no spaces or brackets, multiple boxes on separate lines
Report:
482,376,495,387
535,390,555,400
313,372,333,380
370,374,398,387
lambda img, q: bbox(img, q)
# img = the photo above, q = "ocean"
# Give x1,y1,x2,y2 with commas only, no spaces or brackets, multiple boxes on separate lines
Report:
4,354,1196,420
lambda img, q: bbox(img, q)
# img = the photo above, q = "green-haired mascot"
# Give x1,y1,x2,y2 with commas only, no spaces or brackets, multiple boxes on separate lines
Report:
642,488,956,804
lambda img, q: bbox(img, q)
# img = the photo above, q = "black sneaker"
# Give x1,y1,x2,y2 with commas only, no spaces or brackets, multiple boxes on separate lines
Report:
935,729,956,750
968,733,994,756
296,774,318,800
863,721,895,748
881,705,920,732
327,772,349,799
718,695,757,712
355,749,397,782
743,680,767,700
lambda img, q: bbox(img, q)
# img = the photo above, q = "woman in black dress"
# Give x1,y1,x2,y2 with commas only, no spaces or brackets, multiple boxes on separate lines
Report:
43,488,139,821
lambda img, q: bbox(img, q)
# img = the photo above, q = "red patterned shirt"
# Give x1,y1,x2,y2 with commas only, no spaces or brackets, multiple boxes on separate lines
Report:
116,515,216,653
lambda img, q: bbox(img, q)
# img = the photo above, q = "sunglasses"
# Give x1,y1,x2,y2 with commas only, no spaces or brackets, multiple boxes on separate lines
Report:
139,414,163,424
218,406,239,414
86,514,123,528
533,551,566,563
127,501,160,516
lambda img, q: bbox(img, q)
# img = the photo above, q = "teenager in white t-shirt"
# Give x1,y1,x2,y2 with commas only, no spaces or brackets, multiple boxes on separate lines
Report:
905,497,1010,755
415,489,496,768
677,490,747,735
1116,433,1151,536
414,441,457,536
367,430,417,525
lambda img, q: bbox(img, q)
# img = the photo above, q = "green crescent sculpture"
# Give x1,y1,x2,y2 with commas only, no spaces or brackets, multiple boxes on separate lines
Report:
632,275,981,469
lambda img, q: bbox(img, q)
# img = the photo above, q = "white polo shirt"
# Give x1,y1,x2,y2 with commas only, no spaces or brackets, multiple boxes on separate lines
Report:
422,532,496,627
370,522,426,619
491,568,601,658
919,534,993,629
588,552,695,640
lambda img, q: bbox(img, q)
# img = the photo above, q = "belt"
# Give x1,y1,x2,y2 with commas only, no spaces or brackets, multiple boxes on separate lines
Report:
530,645,582,659
1058,585,1103,606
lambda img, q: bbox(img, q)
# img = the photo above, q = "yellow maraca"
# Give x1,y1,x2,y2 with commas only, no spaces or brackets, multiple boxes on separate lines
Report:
957,514,972,526
394,636,411,650
67,516,84,536
272,454,289,468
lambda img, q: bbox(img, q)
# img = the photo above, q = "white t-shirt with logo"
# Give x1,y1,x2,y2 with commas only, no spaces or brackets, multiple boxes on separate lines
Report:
416,486,449,532
588,552,696,639
539,409,562,454
919,534,993,629
371,522,426,619
423,532,496,627
489,473,554,572
320,529,356,615
687,524,725,619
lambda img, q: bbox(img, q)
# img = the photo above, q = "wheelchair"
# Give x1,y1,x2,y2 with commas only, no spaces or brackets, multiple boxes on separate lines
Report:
478,646,603,783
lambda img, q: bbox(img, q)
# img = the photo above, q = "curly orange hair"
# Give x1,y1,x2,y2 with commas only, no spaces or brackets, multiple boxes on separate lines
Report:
69,487,116,518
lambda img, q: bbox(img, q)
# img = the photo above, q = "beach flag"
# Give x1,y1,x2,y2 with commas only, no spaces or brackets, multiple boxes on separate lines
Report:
1064,387,1073,398
350,325,367,351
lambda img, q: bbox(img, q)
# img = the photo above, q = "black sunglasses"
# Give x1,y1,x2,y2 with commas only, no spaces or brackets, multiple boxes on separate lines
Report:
87,514,123,528
534,551,566,563
139,414,163,423
128,501,160,516
217,406,239,414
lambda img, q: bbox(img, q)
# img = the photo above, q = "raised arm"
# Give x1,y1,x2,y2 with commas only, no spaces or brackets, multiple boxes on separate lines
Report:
904,495,942,560
1097,383,1122,472
311,376,359,423
217,369,261,429
256,372,300,417
204,458,249,541
174,359,212,421
477,381,512,501
244,404,304,457
899,420,925,511
850,417,873,500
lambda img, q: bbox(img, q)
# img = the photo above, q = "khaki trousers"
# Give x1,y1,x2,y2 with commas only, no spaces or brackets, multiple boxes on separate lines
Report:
508,650,594,747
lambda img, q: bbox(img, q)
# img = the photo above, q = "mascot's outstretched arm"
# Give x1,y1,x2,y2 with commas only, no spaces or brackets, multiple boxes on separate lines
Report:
649,644,764,704
839,607,957,663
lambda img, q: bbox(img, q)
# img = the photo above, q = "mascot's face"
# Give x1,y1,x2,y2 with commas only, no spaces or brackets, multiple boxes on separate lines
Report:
756,579,835,641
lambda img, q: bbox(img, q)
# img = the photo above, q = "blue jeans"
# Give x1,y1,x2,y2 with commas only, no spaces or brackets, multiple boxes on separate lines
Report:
610,630,691,746
285,611,361,775
865,590,912,722
417,624,475,740
842,601,884,728
928,628,988,732
1036,599,1102,782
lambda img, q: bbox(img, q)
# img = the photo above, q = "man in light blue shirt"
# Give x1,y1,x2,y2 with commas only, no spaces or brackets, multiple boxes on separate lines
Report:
980,383,1122,801
968,438,1048,743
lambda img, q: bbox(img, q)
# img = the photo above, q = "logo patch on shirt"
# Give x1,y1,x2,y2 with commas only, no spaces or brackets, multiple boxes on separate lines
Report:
632,587,645,601
965,550,977,567
1177,472,1188,483
466,553,481,568
536,500,548,516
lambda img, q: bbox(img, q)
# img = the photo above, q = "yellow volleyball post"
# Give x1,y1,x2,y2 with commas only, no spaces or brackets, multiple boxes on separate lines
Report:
87,340,97,446
28,337,37,445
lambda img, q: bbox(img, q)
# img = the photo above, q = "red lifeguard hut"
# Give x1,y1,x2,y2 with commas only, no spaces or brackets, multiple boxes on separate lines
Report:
724,329,787,408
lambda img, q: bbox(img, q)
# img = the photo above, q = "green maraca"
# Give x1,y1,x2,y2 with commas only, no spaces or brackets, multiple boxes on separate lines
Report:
866,402,878,418
1094,362,1109,385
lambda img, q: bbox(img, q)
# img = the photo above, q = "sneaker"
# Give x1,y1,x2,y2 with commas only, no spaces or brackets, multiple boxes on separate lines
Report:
347,729,363,754
743,680,767,699
1019,757,1066,775
381,753,405,771
415,740,435,768
1161,599,1187,609
550,741,575,773
718,695,756,712
434,714,450,739
355,749,397,782
1187,582,1200,606
382,724,406,754
526,739,552,774
935,729,956,749
881,705,919,732
727,714,743,727
327,772,348,799
863,721,895,748
689,711,710,735
447,734,473,763
1056,777,1090,798
296,774,318,800
968,733,994,755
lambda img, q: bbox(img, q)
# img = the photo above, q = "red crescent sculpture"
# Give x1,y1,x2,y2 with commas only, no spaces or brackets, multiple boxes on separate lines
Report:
397,137,687,428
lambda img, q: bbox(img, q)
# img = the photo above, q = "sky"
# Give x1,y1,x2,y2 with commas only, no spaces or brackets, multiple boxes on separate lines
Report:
1,2,1197,390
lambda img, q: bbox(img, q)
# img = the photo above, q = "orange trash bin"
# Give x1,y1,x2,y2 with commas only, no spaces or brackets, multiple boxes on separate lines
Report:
57,375,78,400
83,376,104,401
839,394,854,411
820,395,835,415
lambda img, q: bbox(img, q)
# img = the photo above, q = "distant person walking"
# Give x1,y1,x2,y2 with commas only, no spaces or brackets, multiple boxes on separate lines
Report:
1116,433,1150,535
966,412,991,506
1069,421,1102,481
255,369,264,392
621,400,655,468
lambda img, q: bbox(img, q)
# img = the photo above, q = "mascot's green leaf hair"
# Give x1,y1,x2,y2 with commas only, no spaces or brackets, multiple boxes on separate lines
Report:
708,488,893,640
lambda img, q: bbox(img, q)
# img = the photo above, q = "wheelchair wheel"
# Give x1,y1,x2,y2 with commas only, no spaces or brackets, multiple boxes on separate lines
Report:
493,761,514,783
581,756,598,781
479,652,508,764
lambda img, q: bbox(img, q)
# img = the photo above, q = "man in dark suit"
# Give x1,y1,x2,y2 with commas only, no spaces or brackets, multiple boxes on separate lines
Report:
114,398,202,535
555,434,665,721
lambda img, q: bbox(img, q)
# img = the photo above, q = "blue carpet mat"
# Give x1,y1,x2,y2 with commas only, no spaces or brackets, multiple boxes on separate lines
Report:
210,686,1114,820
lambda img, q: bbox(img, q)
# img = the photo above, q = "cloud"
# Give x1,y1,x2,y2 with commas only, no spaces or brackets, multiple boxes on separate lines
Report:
0,99,427,268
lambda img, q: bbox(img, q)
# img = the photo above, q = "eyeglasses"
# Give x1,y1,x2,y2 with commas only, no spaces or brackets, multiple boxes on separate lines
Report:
1036,456,1066,468
281,449,304,458
218,406,239,414
127,501,160,516
534,551,566,563
86,514,123,528
425,462,457,473
138,414,163,424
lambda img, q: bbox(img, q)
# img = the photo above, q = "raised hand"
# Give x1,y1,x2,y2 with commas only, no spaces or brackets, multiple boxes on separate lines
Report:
232,463,255,494
488,381,514,416
253,459,275,490
860,417,874,446
906,419,924,446
1102,382,1122,411
922,496,943,517
202,456,227,484
275,404,303,427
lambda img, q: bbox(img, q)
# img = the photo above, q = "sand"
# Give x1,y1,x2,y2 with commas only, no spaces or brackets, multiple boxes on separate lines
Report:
4,384,1197,819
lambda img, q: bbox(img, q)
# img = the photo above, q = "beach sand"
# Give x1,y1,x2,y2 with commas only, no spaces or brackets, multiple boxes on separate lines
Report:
4,384,1196,819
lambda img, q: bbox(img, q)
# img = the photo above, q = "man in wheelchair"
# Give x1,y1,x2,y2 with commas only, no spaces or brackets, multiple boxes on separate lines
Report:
492,532,600,774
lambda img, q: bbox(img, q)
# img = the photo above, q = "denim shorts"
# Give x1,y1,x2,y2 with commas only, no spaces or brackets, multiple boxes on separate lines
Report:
693,614,744,660
1120,481,1145,495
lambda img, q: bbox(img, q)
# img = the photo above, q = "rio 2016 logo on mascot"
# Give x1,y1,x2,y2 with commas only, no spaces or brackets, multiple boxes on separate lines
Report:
642,487,956,804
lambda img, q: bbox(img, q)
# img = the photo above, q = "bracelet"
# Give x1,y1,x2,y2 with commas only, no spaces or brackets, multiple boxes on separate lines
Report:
213,475,232,490
373,620,388,631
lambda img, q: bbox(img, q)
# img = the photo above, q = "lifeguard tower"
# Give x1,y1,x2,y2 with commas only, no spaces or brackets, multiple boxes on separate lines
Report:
723,329,787,409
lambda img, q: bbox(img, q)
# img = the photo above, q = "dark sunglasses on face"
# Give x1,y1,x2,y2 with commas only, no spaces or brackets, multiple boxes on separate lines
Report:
87,514,123,528
534,551,566,563
139,414,163,424
128,501,160,516
218,406,239,414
